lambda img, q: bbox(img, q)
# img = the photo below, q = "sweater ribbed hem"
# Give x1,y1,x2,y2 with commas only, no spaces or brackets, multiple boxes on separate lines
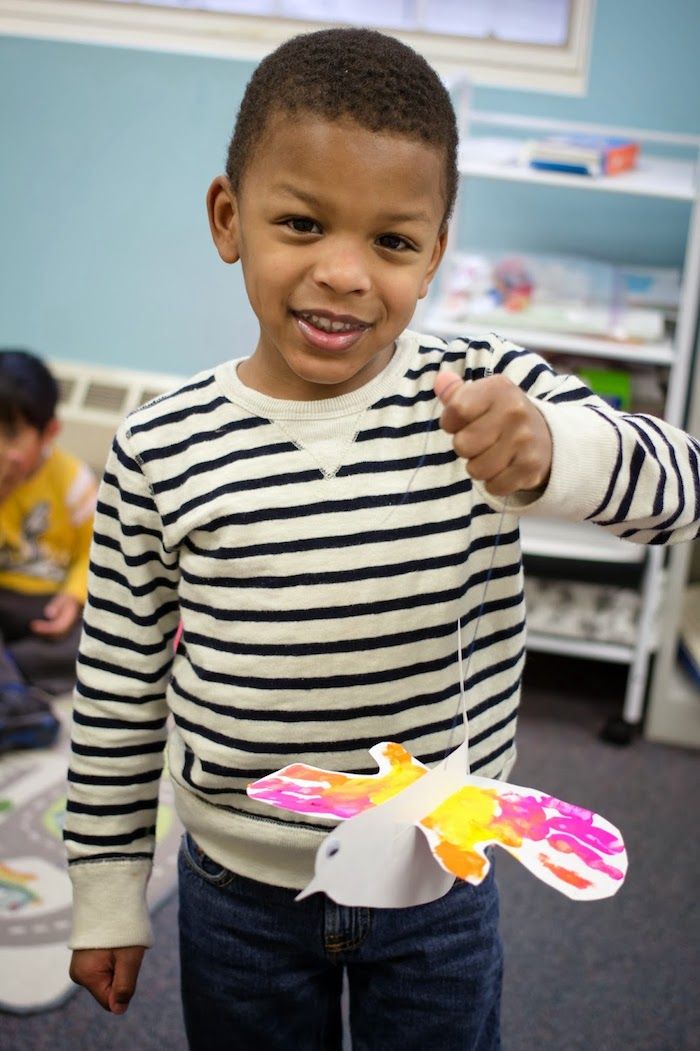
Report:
68,857,153,950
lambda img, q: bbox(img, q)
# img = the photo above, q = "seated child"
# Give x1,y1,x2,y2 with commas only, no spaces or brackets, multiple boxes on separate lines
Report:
65,28,699,1050
0,349,97,750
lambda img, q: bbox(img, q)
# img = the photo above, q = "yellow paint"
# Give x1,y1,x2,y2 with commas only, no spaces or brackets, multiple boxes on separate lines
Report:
366,743,426,805
421,785,516,880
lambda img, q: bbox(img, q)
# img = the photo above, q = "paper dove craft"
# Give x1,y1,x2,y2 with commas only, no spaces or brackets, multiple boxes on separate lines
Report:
247,740,628,909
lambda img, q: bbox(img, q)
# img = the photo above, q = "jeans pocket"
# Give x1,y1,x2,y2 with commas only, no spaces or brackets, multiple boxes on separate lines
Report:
180,831,235,888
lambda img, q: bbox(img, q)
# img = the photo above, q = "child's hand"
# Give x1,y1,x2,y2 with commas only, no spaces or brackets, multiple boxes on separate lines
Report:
435,371,552,497
69,946,146,1014
30,593,81,638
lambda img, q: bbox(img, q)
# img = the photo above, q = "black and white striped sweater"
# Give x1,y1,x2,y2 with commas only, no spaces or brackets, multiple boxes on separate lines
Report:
64,330,700,948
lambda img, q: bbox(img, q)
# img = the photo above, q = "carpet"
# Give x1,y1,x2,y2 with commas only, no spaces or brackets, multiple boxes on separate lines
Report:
0,700,182,1014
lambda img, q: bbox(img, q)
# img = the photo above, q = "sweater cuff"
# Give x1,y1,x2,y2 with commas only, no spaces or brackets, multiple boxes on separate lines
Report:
472,398,619,520
68,858,154,950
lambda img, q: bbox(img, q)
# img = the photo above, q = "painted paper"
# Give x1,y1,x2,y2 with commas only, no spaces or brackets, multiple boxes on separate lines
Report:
248,742,627,906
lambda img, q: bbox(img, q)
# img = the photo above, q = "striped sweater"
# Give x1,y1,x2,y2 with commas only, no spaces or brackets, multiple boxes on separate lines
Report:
65,330,700,949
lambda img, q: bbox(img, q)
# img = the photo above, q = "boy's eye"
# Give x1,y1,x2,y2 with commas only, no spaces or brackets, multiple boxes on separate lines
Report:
376,233,414,252
285,217,321,235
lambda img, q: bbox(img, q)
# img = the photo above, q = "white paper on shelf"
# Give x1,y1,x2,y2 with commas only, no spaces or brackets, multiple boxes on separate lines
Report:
436,252,668,343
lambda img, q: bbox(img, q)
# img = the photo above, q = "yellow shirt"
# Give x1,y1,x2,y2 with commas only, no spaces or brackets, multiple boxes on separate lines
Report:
0,446,97,604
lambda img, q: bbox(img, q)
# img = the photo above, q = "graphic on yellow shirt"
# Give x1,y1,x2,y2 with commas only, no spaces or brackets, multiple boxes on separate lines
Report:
0,501,64,582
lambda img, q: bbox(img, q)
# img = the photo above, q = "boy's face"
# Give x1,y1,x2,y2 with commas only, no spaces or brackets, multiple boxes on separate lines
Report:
0,418,58,503
208,113,448,400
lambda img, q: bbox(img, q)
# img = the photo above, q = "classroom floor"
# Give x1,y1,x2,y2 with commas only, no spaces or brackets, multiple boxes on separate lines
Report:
2,654,698,1051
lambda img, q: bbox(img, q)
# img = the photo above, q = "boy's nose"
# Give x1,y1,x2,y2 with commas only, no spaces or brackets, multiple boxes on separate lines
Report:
311,242,372,296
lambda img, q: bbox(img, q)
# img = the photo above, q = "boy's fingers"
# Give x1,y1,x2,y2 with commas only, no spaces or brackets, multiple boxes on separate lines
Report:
435,373,492,434
108,946,146,1014
434,369,463,405
69,946,146,1014
69,949,115,1011
31,596,78,636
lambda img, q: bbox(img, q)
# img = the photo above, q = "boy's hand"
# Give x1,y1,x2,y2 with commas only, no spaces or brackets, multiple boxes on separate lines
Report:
30,593,81,638
435,371,552,497
69,946,147,1014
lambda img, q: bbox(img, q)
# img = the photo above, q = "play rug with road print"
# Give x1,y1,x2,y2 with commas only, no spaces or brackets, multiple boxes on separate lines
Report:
0,702,182,1014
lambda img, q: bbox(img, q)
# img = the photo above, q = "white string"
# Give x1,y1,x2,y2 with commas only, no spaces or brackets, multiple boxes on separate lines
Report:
444,499,510,768
376,392,443,526
456,614,467,736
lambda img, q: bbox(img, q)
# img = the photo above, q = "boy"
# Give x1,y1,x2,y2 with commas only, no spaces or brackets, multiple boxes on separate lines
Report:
66,28,699,1050
0,350,96,751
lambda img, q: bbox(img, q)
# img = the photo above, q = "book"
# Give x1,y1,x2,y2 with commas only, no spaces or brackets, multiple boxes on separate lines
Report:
577,368,632,410
521,135,639,177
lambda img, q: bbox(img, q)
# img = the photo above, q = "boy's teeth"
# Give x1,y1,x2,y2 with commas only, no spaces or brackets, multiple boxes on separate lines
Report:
303,313,360,333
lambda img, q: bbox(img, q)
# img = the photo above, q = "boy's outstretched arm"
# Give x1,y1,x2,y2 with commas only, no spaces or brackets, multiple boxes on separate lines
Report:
70,946,146,1014
435,336,700,544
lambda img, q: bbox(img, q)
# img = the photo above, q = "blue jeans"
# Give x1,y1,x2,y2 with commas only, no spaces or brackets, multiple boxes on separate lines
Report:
178,832,502,1051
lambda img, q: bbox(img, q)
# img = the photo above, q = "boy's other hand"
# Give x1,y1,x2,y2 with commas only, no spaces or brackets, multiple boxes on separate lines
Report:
435,371,552,497
30,593,81,638
69,946,147,1014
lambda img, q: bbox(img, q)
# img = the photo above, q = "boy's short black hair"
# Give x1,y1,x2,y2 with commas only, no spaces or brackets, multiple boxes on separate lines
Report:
0,350,58,433
226,28,459,224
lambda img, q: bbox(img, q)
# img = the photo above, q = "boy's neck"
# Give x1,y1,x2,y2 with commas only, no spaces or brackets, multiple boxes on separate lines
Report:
236,340,398,402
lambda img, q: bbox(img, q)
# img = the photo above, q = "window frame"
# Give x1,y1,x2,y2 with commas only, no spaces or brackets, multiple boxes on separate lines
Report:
0,0,596,95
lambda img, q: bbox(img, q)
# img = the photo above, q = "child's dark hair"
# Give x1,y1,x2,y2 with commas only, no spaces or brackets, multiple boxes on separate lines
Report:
0,350,58,433
226,28,459,224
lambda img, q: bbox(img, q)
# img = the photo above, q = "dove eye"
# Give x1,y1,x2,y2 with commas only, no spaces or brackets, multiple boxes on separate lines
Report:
326,839,341,858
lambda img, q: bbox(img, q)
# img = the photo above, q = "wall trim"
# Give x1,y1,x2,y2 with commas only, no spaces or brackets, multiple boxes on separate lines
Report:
0,0,595,95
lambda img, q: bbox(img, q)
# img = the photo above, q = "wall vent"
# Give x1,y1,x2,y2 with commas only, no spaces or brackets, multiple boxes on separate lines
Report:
55,375,78,405
51,358,184,473
83,380,130,414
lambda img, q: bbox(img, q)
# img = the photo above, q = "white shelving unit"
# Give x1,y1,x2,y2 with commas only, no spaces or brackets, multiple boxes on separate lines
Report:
424,103,700,737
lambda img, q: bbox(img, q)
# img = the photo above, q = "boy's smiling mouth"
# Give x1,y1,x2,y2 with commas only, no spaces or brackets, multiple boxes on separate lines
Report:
292,309,372,352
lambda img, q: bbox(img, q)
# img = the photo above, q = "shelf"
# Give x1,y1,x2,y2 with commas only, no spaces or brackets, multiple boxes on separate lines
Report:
444,102,700,726
526,632,635,664
458,137,698,201
424,312,675,367
520,518,645,564
523,575,643,659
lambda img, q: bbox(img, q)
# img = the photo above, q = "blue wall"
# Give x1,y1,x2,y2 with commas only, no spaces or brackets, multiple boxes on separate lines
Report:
1,1,699,375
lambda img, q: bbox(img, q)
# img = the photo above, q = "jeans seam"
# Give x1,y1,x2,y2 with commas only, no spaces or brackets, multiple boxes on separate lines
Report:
180,836,236,888
324,909,371,954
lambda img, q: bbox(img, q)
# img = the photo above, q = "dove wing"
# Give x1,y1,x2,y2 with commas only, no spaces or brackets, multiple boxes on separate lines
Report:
247,741,429,820
417,774,628,901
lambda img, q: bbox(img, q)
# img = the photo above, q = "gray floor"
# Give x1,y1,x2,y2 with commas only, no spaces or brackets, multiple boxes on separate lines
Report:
2,657,698,1050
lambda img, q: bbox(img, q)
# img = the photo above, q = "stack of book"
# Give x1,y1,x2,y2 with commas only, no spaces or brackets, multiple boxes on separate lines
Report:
521,134,640,177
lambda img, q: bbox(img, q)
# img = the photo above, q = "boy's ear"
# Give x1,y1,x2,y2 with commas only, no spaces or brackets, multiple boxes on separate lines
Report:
42,418,61,446
206,176,240,264
418,226,449,300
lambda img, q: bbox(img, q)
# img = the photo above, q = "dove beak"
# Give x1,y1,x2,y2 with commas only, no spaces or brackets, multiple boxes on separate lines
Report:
295,878,322,901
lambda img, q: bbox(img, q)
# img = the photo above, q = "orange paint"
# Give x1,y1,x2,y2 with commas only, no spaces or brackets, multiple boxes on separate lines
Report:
433,839,488,881
537,852,592,890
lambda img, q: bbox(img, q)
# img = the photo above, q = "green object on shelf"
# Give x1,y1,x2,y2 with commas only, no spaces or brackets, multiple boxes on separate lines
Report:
578,368,632,410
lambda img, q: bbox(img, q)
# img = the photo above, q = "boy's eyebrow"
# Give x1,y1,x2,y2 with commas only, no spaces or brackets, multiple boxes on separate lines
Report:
273,183,434,225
